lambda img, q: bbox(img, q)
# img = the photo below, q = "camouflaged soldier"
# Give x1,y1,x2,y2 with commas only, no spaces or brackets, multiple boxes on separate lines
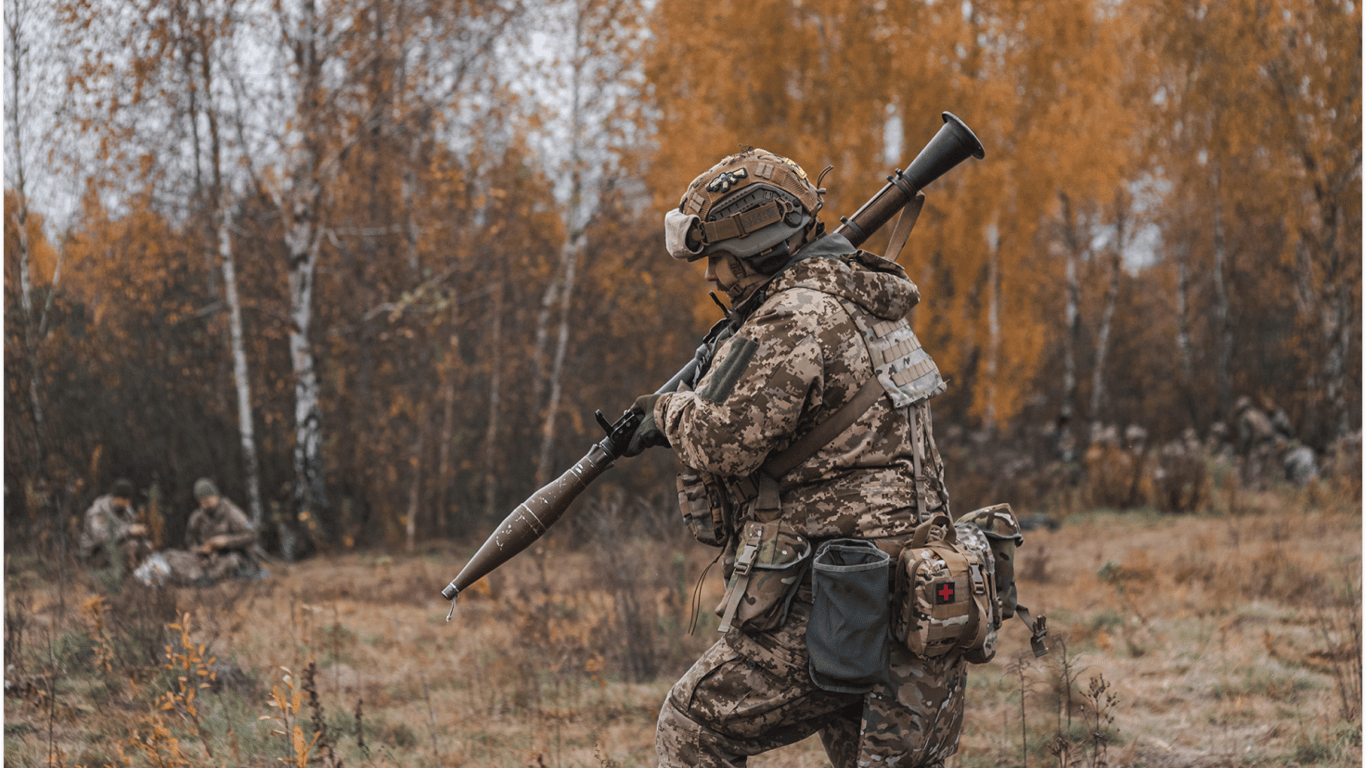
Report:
79,479,153,569
625,149,963,768
184,478,260,583
1234,396,1279,489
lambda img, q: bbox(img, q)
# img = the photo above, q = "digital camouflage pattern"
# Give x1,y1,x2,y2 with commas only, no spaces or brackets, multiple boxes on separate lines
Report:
656,237,950,540
657,584,967,767
655,233,961,766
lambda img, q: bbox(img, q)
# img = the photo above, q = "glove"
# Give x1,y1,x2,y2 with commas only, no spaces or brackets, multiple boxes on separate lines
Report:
622,393,670,457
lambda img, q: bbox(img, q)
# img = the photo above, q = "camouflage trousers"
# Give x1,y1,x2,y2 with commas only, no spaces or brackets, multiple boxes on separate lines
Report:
161,549,251,585
656,595,966,767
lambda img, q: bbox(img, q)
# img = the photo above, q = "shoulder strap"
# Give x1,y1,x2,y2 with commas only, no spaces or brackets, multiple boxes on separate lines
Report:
883,191,925,264
761,376,884,479
750,376,883,521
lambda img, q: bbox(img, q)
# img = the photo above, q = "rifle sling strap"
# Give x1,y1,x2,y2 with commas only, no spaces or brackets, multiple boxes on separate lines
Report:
884,191,925,264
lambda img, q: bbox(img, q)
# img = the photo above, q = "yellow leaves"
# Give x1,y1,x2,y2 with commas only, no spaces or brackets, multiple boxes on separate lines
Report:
261,667,322,765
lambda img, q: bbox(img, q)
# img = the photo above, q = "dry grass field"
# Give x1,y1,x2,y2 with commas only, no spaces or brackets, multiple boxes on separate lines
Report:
4,485,1360,767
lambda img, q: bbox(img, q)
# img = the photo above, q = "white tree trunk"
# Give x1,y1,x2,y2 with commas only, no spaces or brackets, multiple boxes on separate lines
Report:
7,0,44,444
1326,291,1353,440
287,216,327,527
483,283,504,520
13,186,43,441
404,425,424,553
280,0,330,547
1210,167,1233,418
437,332,458,537
1175,240,1197,421
984,234,1001,433
218,204,265,528
535,233,582,487
1059,193,1082,428
530,267,560,420
1089,251,1120,422
1090,200,1125,422
533,6,588,487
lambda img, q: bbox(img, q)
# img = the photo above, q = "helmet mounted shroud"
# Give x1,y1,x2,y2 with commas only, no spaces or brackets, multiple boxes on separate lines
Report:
664,149,823,273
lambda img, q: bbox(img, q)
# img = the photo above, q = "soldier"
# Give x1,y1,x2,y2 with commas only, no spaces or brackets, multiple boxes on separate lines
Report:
79,479,152,569
184,478,260,583
626,149,963,767
1234,395,1278,489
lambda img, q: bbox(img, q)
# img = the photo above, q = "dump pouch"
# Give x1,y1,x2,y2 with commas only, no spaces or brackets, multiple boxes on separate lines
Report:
676,472,730,547
715,520,811,634
808,538,892,693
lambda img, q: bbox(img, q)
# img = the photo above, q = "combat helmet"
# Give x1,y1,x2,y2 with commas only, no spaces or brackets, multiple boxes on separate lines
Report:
664,148,823,273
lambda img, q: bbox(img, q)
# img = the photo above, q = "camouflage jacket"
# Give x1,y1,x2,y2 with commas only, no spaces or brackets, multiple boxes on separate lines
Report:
80,494,143,559
656,234,949,541
185,498,257,552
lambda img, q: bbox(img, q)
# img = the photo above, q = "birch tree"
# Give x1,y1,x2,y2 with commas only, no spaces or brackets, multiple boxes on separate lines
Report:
5,0,66,467
189,0,266,528
528,0,646,486
260,0,384,544
1089,190,1128,423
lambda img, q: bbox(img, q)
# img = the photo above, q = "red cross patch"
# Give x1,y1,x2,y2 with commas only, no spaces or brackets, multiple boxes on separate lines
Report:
935,582,955,605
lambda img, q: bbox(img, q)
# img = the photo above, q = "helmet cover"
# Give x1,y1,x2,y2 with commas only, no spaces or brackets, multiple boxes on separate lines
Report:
665,148,822,262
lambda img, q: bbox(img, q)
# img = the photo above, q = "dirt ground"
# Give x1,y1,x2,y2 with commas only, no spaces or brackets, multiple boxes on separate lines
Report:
3,488,1360,767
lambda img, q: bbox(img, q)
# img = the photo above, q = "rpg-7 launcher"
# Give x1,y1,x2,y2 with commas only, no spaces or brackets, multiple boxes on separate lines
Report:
440,112,985,613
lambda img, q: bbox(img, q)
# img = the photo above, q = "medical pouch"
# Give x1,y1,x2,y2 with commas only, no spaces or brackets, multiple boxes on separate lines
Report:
808,538,892,693
715,520,811,634
891,515,995,660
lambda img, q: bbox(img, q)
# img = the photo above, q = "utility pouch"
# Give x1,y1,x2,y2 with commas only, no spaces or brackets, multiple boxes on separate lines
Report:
956,502,1048,658
676,472,730,547
715,520,811,634
808,539,892,693
953,520,1000,664
957,503,1023,619
891,515,995,660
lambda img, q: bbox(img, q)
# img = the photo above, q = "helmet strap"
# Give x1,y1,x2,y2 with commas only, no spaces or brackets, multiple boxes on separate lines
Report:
720,254,768,305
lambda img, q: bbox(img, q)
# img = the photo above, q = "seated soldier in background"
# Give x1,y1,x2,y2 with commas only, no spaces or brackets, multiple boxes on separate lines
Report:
184,478,260,583
79,479,152,570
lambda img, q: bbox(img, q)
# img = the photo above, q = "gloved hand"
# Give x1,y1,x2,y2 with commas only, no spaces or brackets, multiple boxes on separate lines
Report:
622,393,670,457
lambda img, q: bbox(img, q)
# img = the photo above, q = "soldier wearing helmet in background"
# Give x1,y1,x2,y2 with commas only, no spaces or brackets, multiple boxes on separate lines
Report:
80,478,152,570
625,149,963,767
184,478,261,583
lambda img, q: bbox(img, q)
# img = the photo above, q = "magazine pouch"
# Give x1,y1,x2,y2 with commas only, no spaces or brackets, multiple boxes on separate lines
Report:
676,472,730,547
715,520,811,634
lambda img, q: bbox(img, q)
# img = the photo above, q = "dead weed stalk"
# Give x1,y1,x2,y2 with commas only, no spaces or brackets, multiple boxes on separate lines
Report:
1316,582,1363,722
1082,673,1118,768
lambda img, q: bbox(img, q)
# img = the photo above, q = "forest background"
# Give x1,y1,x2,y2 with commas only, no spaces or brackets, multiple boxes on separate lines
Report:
3,0,1361,555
